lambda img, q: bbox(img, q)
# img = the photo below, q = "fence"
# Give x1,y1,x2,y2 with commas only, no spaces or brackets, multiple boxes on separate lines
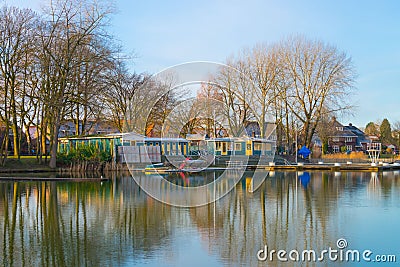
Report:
118,146,161,163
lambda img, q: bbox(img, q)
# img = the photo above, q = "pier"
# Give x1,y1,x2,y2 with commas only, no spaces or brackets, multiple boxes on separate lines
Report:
263,162,400,172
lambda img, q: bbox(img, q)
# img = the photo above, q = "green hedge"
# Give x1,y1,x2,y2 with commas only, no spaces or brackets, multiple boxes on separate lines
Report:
57,144,112,164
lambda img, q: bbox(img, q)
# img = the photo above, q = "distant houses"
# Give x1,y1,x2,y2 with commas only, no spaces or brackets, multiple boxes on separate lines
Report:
315,118,398,155
327,120,370,153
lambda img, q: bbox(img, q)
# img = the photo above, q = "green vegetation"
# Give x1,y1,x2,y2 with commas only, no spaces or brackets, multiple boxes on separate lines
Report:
380,118,393,144
57,145,112,165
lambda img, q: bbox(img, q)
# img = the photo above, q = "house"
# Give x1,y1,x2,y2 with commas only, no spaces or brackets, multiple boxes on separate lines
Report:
328,120,370,153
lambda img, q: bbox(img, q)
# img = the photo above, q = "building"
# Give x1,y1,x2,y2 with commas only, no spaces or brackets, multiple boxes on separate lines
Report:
328,120,370,153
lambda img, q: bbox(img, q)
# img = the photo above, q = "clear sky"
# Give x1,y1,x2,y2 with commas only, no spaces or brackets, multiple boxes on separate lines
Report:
7,0,400,128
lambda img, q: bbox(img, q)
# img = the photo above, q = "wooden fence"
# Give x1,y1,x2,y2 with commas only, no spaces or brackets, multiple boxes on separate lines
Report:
118,146,161,163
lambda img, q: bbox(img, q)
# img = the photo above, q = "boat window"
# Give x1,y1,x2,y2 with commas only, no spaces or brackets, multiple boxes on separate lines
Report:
216,142,221,150
254,143,262,150
235,143,242,151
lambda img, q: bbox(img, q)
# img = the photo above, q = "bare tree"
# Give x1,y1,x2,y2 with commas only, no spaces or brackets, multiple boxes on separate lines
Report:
197,82,225,137
211,60,253,137
144,73,188,137
364,121,379,136
244,44,281,138
392,121,400,149
0,6,37,161
212,45,282,139
66,36,113,135
281,35,356,147
161,97,202,138
102,57,155,134
37,0,112,168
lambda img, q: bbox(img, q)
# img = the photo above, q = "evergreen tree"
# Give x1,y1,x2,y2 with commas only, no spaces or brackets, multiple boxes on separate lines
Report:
380,118,393,144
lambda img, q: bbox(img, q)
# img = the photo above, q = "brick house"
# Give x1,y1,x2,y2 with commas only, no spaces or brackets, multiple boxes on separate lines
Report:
328,120,370,153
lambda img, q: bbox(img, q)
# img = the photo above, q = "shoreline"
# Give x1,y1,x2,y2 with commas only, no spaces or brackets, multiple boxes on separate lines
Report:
0,162,399,180
0,176,110,182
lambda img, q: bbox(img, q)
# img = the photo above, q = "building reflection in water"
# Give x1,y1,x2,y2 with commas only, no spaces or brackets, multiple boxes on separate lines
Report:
0,170,398,266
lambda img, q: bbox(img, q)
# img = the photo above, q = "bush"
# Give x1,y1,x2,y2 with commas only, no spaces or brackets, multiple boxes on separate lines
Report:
57,144,112,165
322,151,366,160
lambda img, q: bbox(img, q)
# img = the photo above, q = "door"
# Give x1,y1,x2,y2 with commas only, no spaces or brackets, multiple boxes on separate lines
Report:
246,141,252,156
222,142,227,155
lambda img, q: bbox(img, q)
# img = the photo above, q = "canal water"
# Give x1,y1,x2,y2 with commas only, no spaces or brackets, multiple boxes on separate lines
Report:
0,171,399,266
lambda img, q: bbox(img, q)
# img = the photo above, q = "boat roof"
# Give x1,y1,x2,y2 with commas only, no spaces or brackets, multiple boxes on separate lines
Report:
145,137,189,142
206,137,273,142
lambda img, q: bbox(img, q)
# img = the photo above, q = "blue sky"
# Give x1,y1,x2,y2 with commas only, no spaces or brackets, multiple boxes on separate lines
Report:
8,0,400,128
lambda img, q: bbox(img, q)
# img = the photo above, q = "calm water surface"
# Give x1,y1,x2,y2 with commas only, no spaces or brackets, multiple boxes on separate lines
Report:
0,171,399,266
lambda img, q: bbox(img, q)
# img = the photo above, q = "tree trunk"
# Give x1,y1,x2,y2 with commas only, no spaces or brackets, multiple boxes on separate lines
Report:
49,118,60,169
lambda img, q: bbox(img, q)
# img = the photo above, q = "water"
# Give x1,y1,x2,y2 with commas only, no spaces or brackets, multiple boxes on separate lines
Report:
0,171,399,266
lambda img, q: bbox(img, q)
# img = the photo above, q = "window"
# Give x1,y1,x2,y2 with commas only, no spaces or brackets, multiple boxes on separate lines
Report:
336,127,343,131
216,142,221,150
235,143,242,151
246,144,252,151
346,145,352,151
130,141,136,146
254,143,262,151
345,137,352,142
332,137,340,142
333,145,340,153
265,143,272,150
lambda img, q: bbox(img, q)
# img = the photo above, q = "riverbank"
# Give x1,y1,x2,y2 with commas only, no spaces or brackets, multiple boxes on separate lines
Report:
0,157,54,173
0,157,129,173
2,157,400,175
0,176,110,182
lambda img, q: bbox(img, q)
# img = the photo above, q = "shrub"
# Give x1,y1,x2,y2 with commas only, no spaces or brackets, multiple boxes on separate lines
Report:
57,144,112,165
322,151,366,160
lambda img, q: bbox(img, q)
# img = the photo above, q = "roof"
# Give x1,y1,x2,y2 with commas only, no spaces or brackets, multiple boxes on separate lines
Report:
59,134,122,140
116,132,146,141
186,134,208,141
144,137,189,142
206,136,274,143
329,120,371,147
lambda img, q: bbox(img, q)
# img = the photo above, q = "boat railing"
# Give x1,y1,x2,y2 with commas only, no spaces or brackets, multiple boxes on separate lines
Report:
226,160,244,170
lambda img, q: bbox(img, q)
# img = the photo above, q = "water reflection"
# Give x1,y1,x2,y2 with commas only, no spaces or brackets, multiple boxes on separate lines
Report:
0,171,399,266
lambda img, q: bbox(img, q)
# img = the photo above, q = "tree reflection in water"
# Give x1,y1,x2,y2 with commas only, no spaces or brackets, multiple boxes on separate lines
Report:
0,171,398,266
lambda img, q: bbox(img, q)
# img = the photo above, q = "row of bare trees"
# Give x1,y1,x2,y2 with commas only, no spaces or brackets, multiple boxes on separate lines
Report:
0,1,174,167
0,1,357,167
209,36,356,152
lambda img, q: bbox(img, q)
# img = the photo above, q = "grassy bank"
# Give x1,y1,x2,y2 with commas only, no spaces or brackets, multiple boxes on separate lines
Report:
0,156,54,172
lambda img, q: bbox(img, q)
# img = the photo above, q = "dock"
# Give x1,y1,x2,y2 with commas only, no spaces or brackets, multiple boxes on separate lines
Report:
263,162,400,172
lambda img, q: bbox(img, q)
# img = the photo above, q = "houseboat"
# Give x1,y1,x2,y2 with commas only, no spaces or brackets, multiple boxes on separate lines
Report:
58,125,276,167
